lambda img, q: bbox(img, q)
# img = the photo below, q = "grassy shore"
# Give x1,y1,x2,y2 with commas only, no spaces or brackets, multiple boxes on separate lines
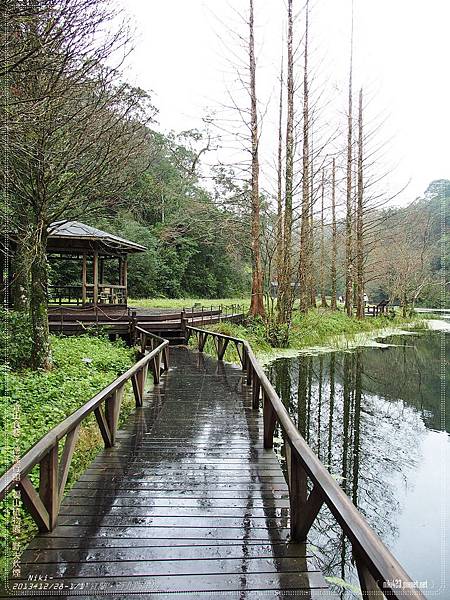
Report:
188,308,423,365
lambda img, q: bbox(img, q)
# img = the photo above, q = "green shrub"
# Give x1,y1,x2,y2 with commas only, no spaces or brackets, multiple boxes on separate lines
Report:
265,322,290,348
0,310,33,370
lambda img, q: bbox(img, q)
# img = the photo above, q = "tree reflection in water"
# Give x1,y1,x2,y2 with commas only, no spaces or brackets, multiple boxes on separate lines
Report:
267,331,449,599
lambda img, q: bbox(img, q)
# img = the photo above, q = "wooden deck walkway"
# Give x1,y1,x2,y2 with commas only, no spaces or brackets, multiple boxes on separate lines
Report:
4,348,333,599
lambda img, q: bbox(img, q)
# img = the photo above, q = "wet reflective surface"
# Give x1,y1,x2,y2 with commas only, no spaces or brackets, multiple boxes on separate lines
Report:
4,348,332,599
267,329,450,599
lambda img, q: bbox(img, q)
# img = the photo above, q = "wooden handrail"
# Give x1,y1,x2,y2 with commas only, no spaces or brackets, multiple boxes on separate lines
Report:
186,324,426,600
0,329,169,533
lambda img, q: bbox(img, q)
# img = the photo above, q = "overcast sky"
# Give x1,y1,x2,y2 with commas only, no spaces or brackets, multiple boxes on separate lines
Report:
119,0,449,205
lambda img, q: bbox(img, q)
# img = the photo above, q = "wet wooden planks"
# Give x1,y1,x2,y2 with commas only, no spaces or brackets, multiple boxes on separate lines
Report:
3,347,335,599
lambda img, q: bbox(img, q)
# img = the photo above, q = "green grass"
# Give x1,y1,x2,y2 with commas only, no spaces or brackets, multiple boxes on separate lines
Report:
129,297,250,310
0,335,137,578
189,308,423,364
288,309,418,348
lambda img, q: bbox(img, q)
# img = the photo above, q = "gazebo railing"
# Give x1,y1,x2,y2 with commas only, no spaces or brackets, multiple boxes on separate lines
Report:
48,284,127,306
186,324,426,600
0,330,169,533
48,285,83,305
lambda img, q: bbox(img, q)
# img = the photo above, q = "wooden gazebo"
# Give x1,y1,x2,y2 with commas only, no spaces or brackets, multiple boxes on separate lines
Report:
47,221,146,306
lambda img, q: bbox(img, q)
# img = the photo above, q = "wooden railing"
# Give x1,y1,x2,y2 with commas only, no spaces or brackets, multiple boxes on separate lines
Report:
181,304,244,324
0,330,169,533
186,325,426,600
134,327,170,385
48,285,83,305
48,284,127,305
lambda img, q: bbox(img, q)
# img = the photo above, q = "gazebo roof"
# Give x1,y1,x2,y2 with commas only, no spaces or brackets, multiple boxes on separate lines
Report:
47,221,146,255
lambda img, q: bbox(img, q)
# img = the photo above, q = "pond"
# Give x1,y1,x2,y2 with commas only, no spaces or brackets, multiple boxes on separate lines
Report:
266,328,449,599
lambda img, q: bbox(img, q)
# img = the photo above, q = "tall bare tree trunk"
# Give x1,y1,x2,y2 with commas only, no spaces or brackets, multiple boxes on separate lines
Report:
277,0,294,325
356,88,365,319
320,168,328,308
276,54,284,294
248,0,265,318
352,187,358,309
30,220,51,370
344,3,354,317
308,144,316,308
299,0,310,312
330,158,338,310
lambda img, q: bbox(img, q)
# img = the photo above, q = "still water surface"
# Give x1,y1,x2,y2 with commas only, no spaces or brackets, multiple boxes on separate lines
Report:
266,329,449,599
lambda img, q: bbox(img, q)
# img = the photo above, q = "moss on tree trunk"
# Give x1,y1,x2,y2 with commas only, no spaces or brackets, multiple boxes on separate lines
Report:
11,240,30,312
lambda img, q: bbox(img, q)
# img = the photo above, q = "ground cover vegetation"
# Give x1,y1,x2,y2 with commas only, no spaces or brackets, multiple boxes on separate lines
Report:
0,325,136,575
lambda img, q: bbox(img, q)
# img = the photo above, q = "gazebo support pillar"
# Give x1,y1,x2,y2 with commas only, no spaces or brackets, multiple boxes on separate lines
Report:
99,257,104,286
82,253,87,305
118,256,128,305
93,251,99,304
123,257,128,304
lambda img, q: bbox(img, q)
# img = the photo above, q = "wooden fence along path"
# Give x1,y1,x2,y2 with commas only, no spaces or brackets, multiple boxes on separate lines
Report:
0,327,426,599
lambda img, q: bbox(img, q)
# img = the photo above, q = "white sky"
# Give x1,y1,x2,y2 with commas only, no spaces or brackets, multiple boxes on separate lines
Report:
119,0,449,205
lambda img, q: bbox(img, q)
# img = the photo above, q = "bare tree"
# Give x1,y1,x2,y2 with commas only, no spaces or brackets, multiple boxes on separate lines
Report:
330,158,338,309
248,0,265,317
320,167,328,307
277,0,294,325
275,54,284,295
344,1,354,316
298,0,311,312
355,88,365,318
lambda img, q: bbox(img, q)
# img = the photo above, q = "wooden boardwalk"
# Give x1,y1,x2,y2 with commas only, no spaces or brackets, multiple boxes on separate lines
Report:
4,348,334,599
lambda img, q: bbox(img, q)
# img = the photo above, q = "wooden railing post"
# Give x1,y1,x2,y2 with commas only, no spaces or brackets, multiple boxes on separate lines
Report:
181,310,187,342
217,338,229,361
132,373,142,407
39,444,59,531
140,332,147,356
354,555,385,599
162,345,170,371
241,346,247,372
141,363,148,396
288,448,324,542
130,310,137,344
198,331,208,352
58,425,80,500
94,405,113,448
246,360,252,385
252,371,260,409
152,353,161,384
263,391,277,449
105,387,123,446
